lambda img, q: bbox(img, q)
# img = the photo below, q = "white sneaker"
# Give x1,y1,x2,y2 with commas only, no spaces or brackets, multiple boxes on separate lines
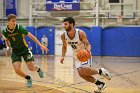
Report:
94,83,107,93
100,68,111,80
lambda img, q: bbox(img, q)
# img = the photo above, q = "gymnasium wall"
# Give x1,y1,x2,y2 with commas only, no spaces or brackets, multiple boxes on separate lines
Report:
25,26,140,57
26,26,55,55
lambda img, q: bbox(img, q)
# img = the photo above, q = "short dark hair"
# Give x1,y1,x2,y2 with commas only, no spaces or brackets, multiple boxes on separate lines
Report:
63,17,75,26
7,14,16,21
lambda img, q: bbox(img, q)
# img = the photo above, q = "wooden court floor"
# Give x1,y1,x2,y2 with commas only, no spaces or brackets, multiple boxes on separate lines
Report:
0,55,140,93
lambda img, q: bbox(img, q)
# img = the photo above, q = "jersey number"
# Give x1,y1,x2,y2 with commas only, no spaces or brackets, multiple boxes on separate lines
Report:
12,37,16,41
71,45,77,49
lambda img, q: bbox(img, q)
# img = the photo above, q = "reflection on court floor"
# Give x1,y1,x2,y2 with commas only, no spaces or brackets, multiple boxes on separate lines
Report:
0,55,140,93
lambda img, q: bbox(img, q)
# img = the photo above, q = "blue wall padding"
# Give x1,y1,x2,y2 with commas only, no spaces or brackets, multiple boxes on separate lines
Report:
25,26,36,54
91,26,102,56
36,26,55,55
102,27,140,56
51,0,60,2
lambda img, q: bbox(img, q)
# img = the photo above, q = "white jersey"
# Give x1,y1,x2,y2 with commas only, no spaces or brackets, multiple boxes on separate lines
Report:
64,29,85,53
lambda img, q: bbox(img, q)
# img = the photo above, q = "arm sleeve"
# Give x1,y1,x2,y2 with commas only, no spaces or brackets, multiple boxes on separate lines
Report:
19,25,29,35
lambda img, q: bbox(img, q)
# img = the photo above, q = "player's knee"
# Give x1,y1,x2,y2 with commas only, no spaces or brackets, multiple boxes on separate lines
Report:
78,68,85,77
81,67,92,76
14,68,21,74
28,66,35,71
78,68,90,78
28,67,34,71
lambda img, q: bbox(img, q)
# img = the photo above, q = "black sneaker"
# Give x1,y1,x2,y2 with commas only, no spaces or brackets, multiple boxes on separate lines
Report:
94,83,107,93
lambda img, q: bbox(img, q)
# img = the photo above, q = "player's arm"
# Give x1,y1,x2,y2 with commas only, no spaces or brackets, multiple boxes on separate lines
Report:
4,38,10,48
4,38,11,56
27,32,42,46
2,30,10,48
61,33,67,57
60,33,67,64
27,32,48,51
79,31,91,52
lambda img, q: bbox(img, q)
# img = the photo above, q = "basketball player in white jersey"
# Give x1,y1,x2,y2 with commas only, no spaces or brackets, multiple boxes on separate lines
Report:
60,17,111,93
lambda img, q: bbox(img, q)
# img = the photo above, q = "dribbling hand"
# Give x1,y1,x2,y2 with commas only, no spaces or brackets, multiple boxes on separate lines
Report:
40,44,48,52
60,57,64,64
5,46,10,56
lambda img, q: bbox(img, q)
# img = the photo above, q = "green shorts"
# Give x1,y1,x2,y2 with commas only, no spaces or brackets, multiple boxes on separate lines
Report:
11,48,34,63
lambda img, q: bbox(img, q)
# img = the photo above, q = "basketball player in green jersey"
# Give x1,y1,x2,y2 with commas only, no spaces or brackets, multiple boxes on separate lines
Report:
2,14,48,87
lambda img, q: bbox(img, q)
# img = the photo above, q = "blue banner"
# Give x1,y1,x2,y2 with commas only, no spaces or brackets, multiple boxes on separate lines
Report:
5,0,17,17
46,1,80,11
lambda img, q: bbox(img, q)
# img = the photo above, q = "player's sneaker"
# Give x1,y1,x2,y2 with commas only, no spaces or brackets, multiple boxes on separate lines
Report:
94,83,107,93
99,68,111,80
38,68,44,78
26,78,32,87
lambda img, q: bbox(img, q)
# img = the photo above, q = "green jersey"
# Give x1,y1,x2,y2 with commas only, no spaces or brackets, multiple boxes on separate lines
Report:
2,24,29,52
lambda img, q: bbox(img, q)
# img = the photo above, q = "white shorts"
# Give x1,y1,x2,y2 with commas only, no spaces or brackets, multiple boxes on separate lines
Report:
73,52,92,69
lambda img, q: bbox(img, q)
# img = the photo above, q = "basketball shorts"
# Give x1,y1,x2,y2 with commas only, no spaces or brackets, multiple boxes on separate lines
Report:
11,48,34,63
73,52,91,69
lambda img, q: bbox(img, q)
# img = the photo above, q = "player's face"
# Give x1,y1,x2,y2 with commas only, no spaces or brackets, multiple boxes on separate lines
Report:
8,18,16,29
63,21,72,32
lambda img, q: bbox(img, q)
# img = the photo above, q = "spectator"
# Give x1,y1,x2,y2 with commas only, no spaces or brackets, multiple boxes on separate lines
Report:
41,35,48,54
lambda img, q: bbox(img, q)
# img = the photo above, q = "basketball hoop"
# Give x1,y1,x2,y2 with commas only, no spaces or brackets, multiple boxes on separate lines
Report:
116,15,123,23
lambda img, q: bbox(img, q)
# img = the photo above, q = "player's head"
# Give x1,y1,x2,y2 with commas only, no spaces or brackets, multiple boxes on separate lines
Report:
7,14,16,28
63,17,75,32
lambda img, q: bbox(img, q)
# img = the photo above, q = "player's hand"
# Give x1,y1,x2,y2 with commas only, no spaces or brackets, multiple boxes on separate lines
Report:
40,44,48,52
86,50,91,58
86,49,90,53
5,47,10,56
60,57,64,64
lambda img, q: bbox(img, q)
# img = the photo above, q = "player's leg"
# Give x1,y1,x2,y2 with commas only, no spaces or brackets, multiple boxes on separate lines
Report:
42,43,45,54
23,49,44,78
77,67,107,93
12,61,32,87
26,62,44,78
75,61,105,83
42,49,44,54
77,67,97,82
74,52,107,92
12,62,27,78
12,52,32,87
45,44,48,54
79,67,111,80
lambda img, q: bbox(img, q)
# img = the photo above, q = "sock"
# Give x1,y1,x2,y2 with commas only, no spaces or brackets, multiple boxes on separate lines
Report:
25,75,31,80
95,80,104,85
98,68,102,75
37,68,40,72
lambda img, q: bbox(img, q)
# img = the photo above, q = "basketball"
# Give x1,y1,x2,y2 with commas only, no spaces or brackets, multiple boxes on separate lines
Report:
77,50,91,62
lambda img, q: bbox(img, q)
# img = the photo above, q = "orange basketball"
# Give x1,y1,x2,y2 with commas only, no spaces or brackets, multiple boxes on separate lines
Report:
77,50,91,62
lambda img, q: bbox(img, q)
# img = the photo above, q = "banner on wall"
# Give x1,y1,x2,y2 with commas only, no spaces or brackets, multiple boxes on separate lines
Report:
46,0,80,11
4,0,17,17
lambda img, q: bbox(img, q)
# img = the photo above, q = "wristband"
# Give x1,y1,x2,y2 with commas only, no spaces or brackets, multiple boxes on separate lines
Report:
7,46,9,50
